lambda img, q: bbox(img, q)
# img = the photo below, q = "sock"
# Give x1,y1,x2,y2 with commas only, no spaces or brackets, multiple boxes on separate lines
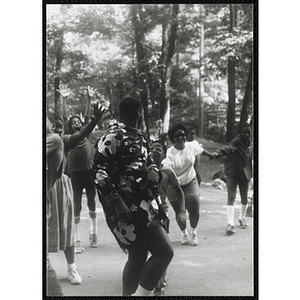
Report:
68,263,76,272
89,211,97,234
239,204,248,220
181,229,188,236
132,285,152,296
191,227,197,235
227,206,235,226
74,222,80,243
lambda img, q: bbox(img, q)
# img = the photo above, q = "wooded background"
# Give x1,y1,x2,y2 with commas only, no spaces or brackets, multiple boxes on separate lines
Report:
46,3,254,143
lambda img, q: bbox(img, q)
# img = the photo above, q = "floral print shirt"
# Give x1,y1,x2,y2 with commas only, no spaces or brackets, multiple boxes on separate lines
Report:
93,122,164,249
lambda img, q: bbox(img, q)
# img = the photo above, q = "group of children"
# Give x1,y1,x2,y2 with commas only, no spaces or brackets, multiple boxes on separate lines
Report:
46,95,253,297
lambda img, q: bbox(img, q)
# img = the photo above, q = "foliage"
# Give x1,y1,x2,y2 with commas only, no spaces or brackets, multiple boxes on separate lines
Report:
46,3,254,142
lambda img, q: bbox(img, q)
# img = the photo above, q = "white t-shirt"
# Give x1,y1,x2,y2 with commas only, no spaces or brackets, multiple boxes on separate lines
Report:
162,142,203,185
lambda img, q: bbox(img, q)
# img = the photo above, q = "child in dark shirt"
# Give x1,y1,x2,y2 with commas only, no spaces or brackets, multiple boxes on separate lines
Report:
212,123,252,235
66,115,99,252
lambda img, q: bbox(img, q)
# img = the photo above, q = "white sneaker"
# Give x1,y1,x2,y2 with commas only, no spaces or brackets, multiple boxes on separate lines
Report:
191,233,198,246
67,268,82,285
180,234,188,245
89,233,98,248
75,241,85,254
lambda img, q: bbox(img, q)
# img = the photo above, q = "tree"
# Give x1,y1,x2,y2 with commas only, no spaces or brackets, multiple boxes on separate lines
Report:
131,4,150,139
239,58,252,130
46,4,254,143
200,3,253,141
227,55,236,142
159,4,179,141
227,4,237,142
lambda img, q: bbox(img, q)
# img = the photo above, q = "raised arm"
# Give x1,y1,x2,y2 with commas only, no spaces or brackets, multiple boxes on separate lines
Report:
201,149,215,159
210,136,241,159
68,102,105,149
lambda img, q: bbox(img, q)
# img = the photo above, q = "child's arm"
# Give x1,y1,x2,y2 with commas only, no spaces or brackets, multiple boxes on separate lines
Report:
201,149,215,159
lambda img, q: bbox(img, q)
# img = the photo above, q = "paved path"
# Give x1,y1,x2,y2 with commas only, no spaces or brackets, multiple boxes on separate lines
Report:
49,184,254,297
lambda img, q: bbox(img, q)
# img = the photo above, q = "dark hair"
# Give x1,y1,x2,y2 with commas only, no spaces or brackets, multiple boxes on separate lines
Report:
151,136,168,155
68,115,83,133
119,97,141,120
168,123,188,143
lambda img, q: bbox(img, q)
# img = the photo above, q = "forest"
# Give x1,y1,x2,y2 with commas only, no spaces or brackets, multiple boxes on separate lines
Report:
46,3,254,144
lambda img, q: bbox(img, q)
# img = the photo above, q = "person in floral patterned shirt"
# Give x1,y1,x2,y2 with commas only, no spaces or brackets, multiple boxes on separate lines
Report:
93,97,174,296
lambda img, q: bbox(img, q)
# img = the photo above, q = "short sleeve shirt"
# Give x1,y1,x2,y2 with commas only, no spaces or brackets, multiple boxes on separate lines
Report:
162,142,203,185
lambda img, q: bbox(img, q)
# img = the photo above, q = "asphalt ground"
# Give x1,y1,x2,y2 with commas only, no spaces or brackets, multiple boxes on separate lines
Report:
49,184,255,297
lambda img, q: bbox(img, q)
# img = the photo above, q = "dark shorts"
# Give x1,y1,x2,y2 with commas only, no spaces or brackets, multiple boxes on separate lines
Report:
70,170,95,191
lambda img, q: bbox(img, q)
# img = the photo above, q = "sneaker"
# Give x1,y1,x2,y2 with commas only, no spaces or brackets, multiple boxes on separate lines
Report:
180,234,188,245
67,268,82,285
90,233,98,248
157,275,167,289
239,218,248,229
75,241,85,254
154,287,164,296
246,205,253,217
191,233,198,246
226,224,235,235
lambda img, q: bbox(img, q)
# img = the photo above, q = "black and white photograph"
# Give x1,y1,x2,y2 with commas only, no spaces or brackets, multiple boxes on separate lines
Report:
6,1,300,299
44,1,257,297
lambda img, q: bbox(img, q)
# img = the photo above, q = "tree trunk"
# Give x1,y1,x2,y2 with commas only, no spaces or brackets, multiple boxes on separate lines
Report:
226,4,237,142
132,4,150,140
227,55,236,142
198,24,204,138
54,77,61,116
160,4,179,136
229,4,237,32
239,60,253,130
54,39,64,126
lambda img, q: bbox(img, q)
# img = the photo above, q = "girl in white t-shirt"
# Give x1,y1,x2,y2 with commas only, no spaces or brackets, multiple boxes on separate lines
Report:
162,123,213,246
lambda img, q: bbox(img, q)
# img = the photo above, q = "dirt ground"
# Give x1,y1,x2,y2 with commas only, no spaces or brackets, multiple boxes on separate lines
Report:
49,184,255,297
48,132,255,297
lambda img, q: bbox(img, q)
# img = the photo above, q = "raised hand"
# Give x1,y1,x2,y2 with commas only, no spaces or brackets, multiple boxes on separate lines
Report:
92,102,106,121
87,85,98,98
56,84,71,98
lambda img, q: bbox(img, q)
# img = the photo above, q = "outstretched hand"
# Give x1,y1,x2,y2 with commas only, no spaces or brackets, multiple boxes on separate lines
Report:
56,84,71,98
210,152,223,160
87,85,98,98
92,102,106,121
